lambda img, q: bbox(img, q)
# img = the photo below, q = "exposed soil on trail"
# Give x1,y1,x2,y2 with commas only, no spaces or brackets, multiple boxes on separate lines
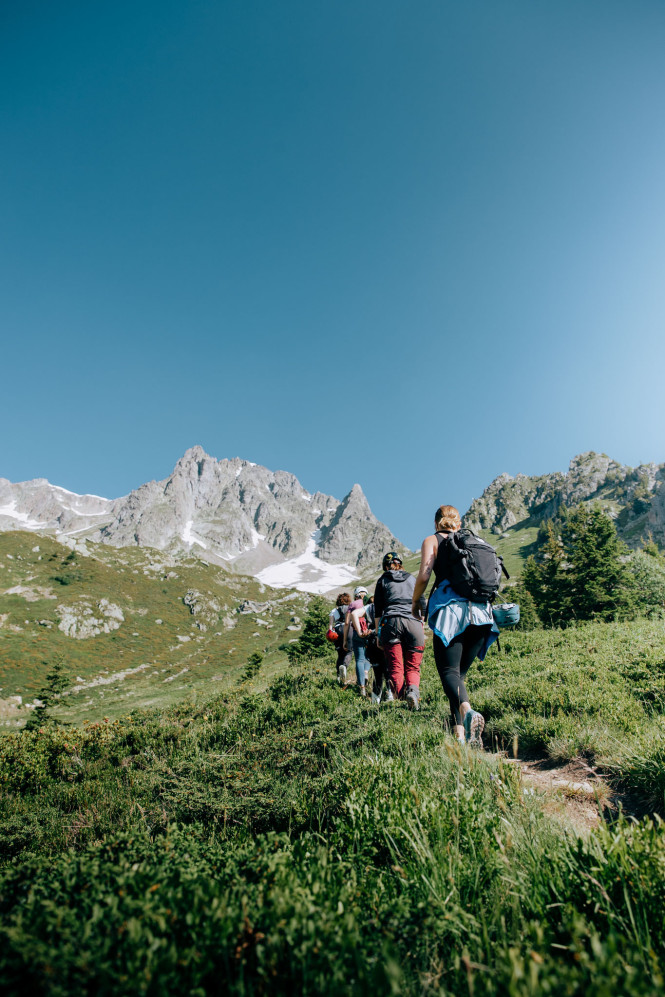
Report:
504,757,619,835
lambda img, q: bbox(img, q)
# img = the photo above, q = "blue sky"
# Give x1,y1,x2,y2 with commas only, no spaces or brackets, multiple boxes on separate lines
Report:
2,0,665,549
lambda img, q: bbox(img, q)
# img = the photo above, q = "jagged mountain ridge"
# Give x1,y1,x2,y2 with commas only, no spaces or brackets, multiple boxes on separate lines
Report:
0,479,113,535
465,451,665,546
0,447,408,593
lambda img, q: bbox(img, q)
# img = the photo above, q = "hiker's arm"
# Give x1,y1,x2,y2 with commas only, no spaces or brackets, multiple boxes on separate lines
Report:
350,606,366,636
412,535,437,620
329,610,337,629
343,614,351,649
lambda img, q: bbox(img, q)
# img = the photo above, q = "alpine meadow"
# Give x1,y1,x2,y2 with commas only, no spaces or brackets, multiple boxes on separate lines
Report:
4,3,665,992
1,450,665,994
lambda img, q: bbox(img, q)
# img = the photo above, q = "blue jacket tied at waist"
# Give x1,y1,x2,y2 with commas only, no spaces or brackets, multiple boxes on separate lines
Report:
427,581,499,659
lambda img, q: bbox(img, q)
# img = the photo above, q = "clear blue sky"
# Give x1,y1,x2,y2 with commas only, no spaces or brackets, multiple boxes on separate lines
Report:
2,0,664,549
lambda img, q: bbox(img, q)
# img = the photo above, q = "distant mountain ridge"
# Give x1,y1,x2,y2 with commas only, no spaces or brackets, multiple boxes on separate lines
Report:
0,447,408,593
465,451,665,546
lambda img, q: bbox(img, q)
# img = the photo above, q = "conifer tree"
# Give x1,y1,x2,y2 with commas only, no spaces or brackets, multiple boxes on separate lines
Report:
562,504,634,621
24,656,70,731
242,651,264,681
523,520,568,625
503,581,540,630
285,597,335,664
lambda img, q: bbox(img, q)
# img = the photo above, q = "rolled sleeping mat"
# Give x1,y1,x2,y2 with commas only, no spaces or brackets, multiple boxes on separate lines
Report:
492,603,520,627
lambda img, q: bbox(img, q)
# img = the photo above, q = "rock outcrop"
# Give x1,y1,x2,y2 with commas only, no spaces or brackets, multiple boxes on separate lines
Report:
93,447,407,573
464,451,665,546
57,599,124,639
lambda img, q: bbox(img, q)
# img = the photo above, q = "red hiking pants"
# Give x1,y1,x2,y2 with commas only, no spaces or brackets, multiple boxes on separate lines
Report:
379,616,424,699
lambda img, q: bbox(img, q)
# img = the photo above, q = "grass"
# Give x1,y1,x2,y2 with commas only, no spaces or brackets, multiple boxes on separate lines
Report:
0,531,308,724
1,622,665,993
4,526,665,992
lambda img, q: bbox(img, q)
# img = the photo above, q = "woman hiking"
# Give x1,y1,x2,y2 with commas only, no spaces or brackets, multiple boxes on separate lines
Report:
374,551,426,710
343,586,371,696
411,505,498,746
329,593,353,685
349,597,394,704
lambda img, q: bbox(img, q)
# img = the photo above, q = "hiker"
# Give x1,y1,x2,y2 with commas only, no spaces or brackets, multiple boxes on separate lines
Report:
343,586,371,696
411,505,499,746
329,593,353,684
374,552,426,710
349,596,393,703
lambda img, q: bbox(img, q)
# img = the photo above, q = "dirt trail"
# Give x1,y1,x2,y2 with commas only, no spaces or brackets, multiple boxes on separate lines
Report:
504,757,615,835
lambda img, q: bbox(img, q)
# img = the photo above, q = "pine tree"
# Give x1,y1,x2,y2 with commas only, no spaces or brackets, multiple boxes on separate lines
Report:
24,656,70,731
502,581,540,630
242,651,264,681
640,532,661,559
562,504,634,621
285,597,335,664
523,520,569,625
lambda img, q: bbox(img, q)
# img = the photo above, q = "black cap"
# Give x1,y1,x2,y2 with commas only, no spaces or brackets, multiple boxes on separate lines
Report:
382,551,403,571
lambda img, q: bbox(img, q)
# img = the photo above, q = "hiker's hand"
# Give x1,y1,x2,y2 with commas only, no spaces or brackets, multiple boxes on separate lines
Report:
412,602,423,621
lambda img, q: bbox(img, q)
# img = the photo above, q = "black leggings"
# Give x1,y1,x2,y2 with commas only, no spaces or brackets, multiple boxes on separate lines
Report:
433,625,491,726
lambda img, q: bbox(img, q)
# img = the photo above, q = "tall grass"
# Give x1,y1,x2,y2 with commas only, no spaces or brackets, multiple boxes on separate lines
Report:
2,650,665,994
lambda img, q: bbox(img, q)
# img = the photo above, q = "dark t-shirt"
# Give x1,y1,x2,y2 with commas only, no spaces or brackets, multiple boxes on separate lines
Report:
374,570,425,620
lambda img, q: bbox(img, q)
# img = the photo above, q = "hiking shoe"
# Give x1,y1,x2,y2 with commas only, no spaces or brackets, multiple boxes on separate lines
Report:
337,664,347,685
384,688,395,703
371,690,381,705
463,709,485,747
406,686,420,711
360,685,367,698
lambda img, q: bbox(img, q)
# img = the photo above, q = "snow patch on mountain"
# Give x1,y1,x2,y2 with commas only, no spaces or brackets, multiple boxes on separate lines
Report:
256,531,357,594
181,520,208,550
0,501,49,530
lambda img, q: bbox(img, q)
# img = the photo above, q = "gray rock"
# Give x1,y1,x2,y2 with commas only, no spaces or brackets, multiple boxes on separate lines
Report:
465,451,665,547
94,447,407,574
57,599,124,639
0,447,407,591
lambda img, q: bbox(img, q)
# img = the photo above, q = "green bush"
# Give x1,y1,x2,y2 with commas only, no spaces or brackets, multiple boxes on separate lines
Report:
2,621,665,993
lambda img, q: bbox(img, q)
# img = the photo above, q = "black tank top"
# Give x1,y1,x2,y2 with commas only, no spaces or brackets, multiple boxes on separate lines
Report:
432,531,455,588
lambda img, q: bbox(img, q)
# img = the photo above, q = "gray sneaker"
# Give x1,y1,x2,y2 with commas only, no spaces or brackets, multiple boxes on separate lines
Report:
384,688,395,703
463,709,485,747
337,664,347,685
406,686,420,711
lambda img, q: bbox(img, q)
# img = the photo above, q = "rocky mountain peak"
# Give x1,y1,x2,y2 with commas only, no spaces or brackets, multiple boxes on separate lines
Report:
464,450,665,546
93,449,408,588
0,450,409,593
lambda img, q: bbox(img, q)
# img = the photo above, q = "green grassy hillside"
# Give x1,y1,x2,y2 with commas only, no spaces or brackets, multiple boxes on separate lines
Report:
0,531,308,726
2,618,665,994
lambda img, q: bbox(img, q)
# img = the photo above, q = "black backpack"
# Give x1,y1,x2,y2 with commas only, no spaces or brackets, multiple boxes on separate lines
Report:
333,607,347,642
435,529,508,602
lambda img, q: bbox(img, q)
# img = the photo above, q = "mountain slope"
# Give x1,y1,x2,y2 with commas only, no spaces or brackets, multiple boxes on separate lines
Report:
466,451,665,543
0,447,409,594
464,451,665,580
0,529,309,726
